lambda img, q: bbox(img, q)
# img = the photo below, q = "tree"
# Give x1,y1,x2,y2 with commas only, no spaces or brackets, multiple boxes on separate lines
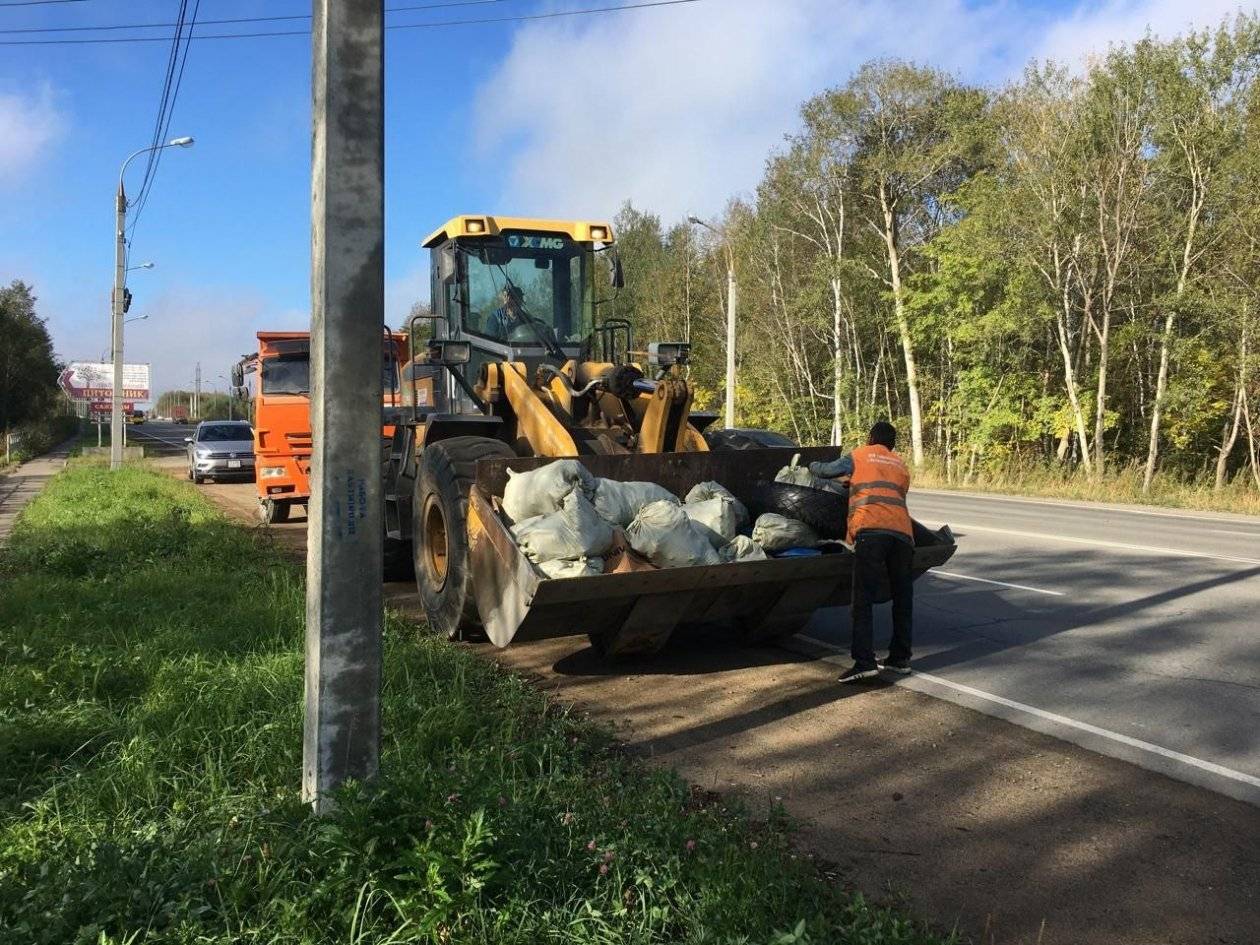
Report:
846,61,987,466
0,281,61,438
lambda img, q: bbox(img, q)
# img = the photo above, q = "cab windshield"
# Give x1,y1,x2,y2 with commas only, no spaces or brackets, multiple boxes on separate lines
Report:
459,232,595,346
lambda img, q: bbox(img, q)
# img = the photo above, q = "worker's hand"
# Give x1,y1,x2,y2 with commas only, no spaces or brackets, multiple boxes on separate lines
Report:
807,461,831,478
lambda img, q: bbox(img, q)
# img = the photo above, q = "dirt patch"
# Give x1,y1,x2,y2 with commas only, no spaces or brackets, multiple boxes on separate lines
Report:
159,459,1260,945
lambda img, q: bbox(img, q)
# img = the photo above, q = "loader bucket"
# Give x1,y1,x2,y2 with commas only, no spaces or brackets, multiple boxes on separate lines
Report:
467,448,956,658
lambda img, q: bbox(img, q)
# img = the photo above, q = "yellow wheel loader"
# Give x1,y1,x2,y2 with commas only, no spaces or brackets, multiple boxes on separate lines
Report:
382,215,956,658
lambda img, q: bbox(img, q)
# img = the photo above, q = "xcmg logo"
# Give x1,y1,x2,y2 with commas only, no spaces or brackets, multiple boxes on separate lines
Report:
507,235,566,250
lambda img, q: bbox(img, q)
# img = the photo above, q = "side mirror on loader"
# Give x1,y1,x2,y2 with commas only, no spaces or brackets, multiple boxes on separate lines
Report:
428,339,472,366
230,362,244,388
609,253,625,289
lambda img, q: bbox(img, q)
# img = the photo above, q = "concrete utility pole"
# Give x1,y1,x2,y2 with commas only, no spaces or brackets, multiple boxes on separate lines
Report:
724,261,736,428
195,362,201,420
111,138,192,469
303,0,385,813
687,215,738,428
110,182,127,469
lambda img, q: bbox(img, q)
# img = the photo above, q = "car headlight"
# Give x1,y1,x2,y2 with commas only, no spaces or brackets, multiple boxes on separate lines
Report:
195,449,211,459
261,466,286,478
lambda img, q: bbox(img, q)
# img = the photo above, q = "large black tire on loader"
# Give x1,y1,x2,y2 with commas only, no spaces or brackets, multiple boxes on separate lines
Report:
704,427,796,451
413,436,517,641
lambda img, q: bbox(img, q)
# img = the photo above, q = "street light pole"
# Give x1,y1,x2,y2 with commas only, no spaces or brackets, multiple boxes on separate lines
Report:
219,375,233,420
687,215,737,428
111,137,193,471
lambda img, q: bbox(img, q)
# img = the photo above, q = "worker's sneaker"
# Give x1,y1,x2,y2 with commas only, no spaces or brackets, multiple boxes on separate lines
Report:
838,664,880,683
879,657,912,675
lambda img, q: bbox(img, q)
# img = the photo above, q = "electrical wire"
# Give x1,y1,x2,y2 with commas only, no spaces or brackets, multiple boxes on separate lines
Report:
0,0,702,45
129,0,187,223
0,0,88,6
0,0,510,34
128,0,201,240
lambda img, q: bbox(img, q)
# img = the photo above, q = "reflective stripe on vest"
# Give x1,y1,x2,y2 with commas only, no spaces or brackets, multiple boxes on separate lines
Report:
846,444,912,542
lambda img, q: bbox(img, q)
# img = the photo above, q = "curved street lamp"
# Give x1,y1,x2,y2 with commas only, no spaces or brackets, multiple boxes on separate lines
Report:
111,136,194,470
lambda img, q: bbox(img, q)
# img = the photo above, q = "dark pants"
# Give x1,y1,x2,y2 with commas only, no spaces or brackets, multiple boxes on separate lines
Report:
850,532,914,668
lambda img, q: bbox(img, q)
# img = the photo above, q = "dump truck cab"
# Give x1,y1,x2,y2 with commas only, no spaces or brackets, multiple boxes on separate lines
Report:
238,330,409,525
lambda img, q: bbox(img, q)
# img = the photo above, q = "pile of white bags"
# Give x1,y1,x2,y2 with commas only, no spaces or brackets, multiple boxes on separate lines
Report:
626,499,722,568
511,490,615,565
593,479,679,528
751,513,819,553
504,459,834,578
503,459,596,522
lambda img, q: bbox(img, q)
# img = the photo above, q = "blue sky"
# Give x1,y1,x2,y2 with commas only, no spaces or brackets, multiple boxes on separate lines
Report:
2,0,1255,402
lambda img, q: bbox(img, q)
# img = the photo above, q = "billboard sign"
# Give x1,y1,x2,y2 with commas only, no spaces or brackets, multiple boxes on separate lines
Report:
59,362,151,401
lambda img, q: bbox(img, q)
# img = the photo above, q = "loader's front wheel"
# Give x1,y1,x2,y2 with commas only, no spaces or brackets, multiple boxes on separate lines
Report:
413,436,516,641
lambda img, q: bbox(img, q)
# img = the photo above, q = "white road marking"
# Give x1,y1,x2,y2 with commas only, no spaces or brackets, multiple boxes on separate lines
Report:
798,634,1260,795
922,520,1260,568
913,488,1260,528
930,570,1064,596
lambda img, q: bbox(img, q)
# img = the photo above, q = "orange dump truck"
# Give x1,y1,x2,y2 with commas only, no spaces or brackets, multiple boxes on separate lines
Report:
235,331,408,524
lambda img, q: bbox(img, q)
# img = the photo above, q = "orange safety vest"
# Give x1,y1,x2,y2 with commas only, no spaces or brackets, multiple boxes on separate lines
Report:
846,444,912,543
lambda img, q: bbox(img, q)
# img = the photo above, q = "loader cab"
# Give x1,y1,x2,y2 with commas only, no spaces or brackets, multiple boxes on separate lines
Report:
423,215,612,412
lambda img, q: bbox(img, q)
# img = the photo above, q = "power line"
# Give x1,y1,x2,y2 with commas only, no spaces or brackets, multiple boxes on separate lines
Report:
0,0,510,34
129,0,201,240
128,0,187,237
0,0,88,6
0,0,702,45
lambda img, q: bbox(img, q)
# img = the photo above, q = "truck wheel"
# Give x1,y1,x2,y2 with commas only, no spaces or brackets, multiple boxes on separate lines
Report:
259,498,290,524
704,428,797,450
413,436,515,641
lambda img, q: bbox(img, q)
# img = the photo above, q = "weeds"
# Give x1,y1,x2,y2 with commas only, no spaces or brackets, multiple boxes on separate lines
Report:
915,456,1260,516
0,465,951,944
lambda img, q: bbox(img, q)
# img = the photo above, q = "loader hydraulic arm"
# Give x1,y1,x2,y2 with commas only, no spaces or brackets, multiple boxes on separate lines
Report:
637,375,694,453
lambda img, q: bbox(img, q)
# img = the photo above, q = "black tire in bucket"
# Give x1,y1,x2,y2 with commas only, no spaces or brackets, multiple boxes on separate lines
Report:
748,481,848,540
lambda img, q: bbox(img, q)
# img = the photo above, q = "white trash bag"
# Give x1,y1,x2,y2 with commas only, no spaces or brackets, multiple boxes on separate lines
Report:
592,478,678,528
720,535,767,563
626,499,721,569
751,513,819,553
538,556,604,579
683,496,741,548
502,459,596,523
774,453,843,495
511,490,615,564
684,481,749,527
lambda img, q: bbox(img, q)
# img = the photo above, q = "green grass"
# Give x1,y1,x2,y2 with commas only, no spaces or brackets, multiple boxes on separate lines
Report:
915,455,1260,516
0,464,951,945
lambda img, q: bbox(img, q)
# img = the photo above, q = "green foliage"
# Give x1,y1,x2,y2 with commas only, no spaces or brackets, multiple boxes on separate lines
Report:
0,466,951,945
611,18,1260,492
0,281,66,446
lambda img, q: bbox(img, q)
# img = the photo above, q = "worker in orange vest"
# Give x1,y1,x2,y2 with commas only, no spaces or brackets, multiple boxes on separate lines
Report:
810,421,914,682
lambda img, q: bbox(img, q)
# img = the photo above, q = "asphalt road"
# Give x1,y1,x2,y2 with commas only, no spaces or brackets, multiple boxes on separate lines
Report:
800,489,1260,804
124,420,198,458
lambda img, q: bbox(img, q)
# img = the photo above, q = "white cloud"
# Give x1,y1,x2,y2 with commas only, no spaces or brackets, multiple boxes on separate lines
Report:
1036,0,1257,69
385,262,429,328
123,289,306,403
471,0,1259,223
0,84,66,184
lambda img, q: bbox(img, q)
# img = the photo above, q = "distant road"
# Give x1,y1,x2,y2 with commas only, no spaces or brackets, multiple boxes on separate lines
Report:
126,420,195,457
800,489,1260,804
